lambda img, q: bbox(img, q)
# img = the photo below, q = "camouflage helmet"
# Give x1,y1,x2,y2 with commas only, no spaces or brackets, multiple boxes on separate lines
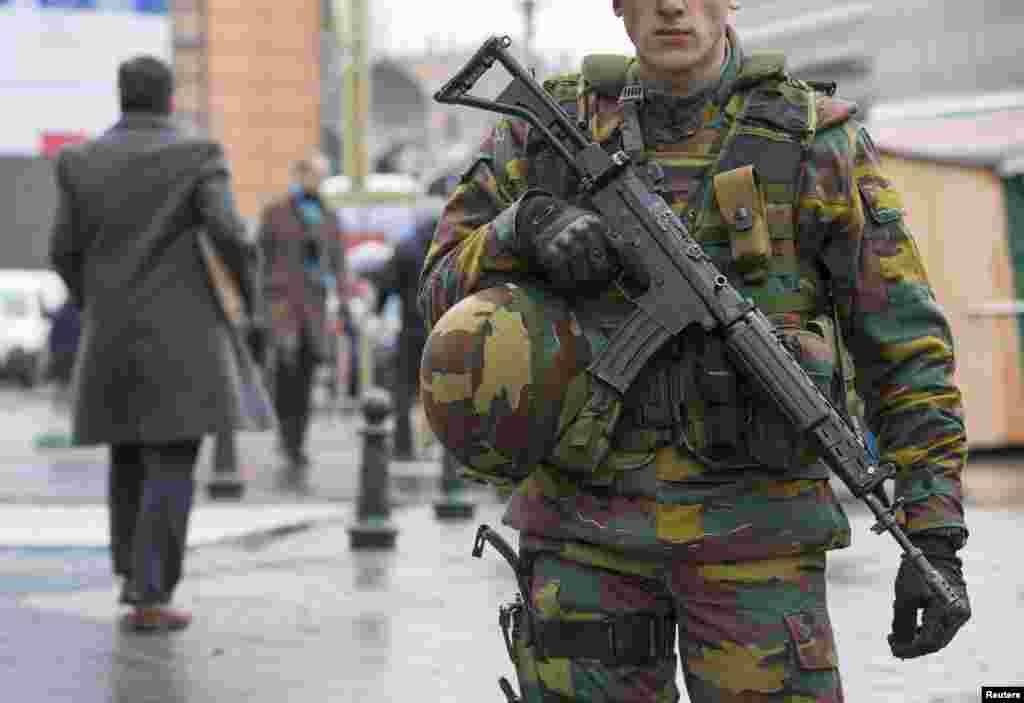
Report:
420,283,602,483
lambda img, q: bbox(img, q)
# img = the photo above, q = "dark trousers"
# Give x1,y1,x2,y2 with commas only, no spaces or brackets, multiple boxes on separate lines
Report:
212,429,237,473
392,332,426,458
109,439,201,606
273,335,317,458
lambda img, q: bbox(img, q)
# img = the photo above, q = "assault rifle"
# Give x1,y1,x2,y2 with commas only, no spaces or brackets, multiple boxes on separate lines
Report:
435,37,967,631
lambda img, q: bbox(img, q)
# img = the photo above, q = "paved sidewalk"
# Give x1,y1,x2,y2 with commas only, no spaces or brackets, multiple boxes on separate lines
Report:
3,384,1024,700
4,499,1022,703
0,384,445,505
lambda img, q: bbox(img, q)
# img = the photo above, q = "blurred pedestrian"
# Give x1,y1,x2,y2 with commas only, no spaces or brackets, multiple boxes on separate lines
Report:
374,198,443,460
49,55,274,632
258,152,347,489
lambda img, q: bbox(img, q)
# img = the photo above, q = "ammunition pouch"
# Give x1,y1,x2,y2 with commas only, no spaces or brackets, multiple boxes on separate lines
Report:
612,326,835,479
714,165,772,284
615,336,690,451
695,334,743,456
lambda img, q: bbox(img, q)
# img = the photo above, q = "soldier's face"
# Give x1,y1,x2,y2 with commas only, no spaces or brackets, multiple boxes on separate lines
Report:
616,0,730,88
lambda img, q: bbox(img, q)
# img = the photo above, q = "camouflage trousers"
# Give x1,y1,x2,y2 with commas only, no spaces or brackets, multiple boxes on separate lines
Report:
510,542,844,703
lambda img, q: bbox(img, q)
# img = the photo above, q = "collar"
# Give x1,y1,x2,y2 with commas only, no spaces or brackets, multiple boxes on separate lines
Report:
621,26,739,105
713,25,744,106
115,112,175,130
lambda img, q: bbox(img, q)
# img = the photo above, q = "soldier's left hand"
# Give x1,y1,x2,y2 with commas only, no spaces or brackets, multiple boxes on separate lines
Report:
889,534,971,658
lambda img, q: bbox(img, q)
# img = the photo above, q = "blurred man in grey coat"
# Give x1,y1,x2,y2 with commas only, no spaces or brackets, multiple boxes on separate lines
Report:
50,56,274,632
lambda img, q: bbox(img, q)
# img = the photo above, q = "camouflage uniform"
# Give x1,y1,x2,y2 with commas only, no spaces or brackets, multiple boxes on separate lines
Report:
419,29,967,702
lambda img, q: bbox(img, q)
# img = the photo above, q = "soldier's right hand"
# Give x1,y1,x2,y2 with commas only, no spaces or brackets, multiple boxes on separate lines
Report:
889,534,971,659
517,194,619,294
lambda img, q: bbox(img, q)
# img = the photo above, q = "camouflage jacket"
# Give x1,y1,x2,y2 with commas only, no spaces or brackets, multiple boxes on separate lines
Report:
419,38,967,561
258,194,346,361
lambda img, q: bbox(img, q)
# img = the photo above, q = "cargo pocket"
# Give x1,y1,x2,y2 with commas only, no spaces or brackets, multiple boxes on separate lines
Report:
784,609,839,672
858,179,904,228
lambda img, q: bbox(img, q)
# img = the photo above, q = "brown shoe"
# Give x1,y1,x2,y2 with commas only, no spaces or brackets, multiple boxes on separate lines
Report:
120,606,193,633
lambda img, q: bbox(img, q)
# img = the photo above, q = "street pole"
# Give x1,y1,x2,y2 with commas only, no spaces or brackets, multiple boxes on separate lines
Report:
521,0,538,68
333,0,375,399
335,0,370,195
334,0,395,550
348,388,398,550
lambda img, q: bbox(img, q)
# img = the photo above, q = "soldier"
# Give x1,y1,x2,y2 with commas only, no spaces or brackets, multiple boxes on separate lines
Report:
419,1,970,701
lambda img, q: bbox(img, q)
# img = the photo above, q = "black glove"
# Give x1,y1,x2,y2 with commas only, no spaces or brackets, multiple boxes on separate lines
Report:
516,194,619,294
889,533,971,659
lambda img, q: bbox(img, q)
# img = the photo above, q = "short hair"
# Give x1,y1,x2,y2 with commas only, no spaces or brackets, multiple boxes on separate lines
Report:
292,151,331,179
118,56,174,115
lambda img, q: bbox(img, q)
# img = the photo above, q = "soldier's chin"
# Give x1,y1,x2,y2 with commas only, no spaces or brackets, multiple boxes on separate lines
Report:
644,47,706,77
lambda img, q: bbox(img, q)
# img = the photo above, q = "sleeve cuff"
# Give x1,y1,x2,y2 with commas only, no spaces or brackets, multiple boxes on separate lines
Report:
484,191,547,259
507,188,555,251
898,493,968,545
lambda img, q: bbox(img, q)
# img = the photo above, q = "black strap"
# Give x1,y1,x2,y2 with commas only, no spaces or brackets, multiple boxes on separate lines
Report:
807,80,837,97
619,88,646,162
618,83,673,197
534,613,676,665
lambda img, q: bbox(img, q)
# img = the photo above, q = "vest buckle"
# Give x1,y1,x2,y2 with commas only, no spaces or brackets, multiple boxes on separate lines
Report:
734,206,754,232
619,84,644,103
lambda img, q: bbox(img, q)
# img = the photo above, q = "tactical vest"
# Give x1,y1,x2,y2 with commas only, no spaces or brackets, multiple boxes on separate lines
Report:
534,53,858,480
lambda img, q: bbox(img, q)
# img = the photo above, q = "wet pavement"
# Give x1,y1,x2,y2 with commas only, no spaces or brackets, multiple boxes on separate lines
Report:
4,501,1023,703
0,385,443,505
2,384,1023,701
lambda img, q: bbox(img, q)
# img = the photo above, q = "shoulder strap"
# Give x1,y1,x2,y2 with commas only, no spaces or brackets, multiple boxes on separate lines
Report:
731,52,788,92
708,68,817,293
714,79,816,180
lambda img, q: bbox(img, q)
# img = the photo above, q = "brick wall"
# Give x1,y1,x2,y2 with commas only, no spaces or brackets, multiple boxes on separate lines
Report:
204,0,322,221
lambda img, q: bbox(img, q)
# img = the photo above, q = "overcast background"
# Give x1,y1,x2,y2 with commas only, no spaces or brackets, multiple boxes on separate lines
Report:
368,0,635,58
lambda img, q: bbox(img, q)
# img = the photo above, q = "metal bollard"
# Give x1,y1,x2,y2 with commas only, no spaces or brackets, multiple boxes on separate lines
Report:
348,387,398,550
206,430,245,500
433,450,476,521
